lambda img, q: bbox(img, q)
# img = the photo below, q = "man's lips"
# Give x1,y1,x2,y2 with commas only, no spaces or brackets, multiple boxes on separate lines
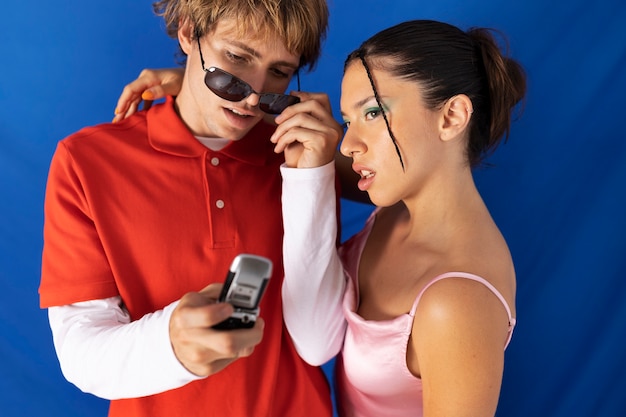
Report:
226,106,256,117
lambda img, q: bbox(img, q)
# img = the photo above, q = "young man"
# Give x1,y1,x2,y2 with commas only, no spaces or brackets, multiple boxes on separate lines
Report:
39,1,342,416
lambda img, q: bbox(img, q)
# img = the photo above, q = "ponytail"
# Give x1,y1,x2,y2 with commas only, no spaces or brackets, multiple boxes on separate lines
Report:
469,28,526,160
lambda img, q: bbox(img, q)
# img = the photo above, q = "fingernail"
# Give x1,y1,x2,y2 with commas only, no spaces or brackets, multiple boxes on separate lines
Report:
142,90,155,100
114,107,121,114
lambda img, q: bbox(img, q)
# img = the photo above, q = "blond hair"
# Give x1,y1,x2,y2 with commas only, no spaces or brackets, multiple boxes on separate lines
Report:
153,0,328,70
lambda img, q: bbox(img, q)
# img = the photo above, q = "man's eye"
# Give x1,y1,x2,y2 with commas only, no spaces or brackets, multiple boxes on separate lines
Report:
270,68,290,79
226,51,246,63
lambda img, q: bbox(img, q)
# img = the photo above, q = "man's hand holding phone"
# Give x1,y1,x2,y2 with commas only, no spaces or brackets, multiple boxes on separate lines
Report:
168,254,272,376
168,283,265,377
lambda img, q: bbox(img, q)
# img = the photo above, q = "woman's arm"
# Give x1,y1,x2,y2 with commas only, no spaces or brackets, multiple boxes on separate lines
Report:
411,279,512,417
270,92,347,365
280,162,347,365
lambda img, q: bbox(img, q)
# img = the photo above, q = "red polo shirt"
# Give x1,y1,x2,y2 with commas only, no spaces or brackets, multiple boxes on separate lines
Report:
40,97,332,417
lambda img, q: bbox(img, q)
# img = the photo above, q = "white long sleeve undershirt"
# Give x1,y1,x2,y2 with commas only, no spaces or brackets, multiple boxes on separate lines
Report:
280,162,347,366
47,297,203,400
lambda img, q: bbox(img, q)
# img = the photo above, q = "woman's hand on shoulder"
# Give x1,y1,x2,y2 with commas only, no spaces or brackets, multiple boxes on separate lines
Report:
112,68,184,123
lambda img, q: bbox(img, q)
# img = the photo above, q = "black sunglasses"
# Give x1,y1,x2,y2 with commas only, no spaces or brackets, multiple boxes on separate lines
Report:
197,38,300,115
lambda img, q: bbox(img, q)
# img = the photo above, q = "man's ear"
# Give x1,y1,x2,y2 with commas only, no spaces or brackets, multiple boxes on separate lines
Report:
440,94,473,142
178,19,194,55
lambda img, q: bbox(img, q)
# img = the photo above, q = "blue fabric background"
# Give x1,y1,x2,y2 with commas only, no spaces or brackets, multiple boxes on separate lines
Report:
1,1,624,415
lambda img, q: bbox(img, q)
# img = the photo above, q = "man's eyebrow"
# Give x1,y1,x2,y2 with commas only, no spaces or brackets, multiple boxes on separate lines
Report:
229,40,299,70
230,40,260,58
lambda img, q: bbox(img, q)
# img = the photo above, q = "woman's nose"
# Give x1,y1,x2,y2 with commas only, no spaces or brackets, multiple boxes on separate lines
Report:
340,127,360,158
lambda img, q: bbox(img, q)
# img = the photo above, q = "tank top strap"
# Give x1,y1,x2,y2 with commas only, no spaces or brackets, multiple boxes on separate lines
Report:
408,272,516,347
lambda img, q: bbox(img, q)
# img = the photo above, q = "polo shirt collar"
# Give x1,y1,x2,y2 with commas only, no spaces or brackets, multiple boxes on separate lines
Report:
147,96,277,166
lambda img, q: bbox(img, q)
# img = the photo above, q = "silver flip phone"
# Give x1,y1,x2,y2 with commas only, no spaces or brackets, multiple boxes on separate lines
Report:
213,254,273,330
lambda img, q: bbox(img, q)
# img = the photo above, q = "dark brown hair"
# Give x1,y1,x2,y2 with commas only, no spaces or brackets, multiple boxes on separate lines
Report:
346,19,526,167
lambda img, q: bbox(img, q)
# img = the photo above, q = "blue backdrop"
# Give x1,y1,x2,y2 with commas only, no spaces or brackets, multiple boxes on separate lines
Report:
1,1,625,416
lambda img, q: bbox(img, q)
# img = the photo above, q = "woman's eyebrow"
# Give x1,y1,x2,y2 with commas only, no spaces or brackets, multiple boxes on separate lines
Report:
341,95,379,117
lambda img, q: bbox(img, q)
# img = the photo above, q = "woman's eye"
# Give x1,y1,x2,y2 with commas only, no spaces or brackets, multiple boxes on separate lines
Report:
365,107,382,120
341,121,350,131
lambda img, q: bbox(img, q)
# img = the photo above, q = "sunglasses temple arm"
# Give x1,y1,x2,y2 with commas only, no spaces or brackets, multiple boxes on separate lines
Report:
196,36,208,71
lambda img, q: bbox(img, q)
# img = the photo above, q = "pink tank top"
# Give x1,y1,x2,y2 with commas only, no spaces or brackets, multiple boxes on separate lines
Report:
336,211,516,417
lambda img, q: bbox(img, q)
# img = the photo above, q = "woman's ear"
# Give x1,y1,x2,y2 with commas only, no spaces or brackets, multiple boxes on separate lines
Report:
178,19,194,55
439,94,473,142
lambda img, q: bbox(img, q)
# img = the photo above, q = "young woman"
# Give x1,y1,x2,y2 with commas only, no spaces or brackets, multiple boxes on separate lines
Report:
274,19,526,416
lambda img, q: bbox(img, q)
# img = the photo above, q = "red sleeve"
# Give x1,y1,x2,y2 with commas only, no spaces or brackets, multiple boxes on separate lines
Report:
39,142,118,307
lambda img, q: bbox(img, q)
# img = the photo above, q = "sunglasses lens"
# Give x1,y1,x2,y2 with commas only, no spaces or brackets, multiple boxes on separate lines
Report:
204,67,300,114
259,94,301,114
204,68,250,102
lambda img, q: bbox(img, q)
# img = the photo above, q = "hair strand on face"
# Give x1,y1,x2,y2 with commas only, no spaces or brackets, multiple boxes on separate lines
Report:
357,52,405,171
